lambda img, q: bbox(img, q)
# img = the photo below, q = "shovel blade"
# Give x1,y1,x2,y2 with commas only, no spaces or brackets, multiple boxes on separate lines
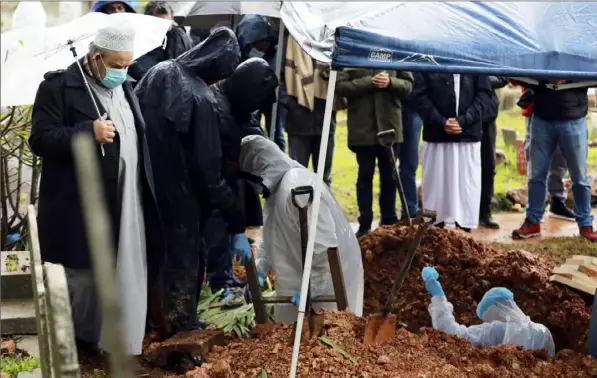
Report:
308,312,325,338
363,313,397,346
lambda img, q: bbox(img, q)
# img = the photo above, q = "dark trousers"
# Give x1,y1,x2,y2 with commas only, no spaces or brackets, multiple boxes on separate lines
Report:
203,212,237,292
352,145,398,229
164,222,203,333
480,120,497,217
398,108,423,217
263,105,287,152
288,134,335,186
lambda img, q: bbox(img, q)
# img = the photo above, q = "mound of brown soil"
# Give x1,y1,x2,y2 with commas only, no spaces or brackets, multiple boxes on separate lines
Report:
360,225,591,352
199,311,597,378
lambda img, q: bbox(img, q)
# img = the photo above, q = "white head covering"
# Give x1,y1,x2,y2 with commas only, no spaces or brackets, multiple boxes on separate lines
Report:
93,25,135,52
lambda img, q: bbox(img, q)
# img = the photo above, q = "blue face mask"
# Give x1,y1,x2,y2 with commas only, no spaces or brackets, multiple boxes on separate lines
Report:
97,56,128,89
248,48,265,59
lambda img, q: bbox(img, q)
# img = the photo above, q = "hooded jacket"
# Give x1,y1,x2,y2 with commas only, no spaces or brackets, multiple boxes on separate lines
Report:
90,1,135,13
211,58,278,229
134,27,243,232
235,15,277,65
240,135,364,323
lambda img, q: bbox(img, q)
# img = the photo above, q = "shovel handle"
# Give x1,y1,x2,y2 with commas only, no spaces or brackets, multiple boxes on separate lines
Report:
377,130,396,148
291,186,314,209
381,216,435,316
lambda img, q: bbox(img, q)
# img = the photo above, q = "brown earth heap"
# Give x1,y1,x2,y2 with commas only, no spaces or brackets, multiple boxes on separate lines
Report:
360,225,591,352
199,311,597,378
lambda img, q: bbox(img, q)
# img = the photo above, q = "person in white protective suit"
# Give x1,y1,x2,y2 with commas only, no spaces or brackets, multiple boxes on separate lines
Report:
239,135,364,323
421,267,555,355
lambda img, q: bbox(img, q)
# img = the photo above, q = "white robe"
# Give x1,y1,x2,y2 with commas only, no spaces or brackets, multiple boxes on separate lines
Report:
90,80,147,355
421,74,482,229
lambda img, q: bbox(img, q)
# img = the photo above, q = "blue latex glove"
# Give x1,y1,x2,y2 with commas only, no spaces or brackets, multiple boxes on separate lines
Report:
290,290,315,306
257,272,265,287
421,267,445,297
231,233,252,264
422,267,440,282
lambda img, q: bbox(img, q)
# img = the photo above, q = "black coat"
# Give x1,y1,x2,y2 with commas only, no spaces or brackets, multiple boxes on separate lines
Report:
134,27,245,234
415,73,494,143
29,61,164,272
210,58,279,229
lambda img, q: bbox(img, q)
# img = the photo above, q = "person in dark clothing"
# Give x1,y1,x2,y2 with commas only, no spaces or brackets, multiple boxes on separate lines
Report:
127,2,194,82
479,76,509,229
512,81,596,242
134,27,250,336
235,14,286,151
205,58,278,297
29,25,164,369
90,1,135,14
415,73,494,232
336,69,414,238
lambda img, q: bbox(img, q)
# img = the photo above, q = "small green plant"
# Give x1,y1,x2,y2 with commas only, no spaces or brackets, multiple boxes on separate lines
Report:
0,354,40,377
319,336,357,365
197,284,274,338
255,368,268,378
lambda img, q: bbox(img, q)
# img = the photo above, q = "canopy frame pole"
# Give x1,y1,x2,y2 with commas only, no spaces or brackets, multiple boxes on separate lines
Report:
269,21,285,142
288,69,337,378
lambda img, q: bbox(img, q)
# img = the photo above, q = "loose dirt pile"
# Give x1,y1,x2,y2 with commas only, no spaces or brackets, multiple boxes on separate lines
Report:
360,225,591,352
197,311,597,378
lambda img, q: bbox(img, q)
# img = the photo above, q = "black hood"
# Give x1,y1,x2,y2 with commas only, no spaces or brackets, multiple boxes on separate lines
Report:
176,26,240,84
223,57,278,116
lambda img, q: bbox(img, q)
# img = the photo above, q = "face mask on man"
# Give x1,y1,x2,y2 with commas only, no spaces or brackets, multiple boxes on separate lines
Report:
95,55,128,89
248,48,265,59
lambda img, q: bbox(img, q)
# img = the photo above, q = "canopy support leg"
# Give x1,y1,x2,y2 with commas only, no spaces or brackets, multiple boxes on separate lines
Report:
269,21,285,142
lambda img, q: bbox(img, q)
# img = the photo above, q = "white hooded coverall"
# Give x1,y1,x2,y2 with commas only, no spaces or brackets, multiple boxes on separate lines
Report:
240,135,364,323
429,297,555,356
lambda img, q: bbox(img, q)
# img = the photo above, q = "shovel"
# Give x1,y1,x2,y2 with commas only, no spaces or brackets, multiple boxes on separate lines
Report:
363,211,437,345
377,129,412,226
291,186,325,339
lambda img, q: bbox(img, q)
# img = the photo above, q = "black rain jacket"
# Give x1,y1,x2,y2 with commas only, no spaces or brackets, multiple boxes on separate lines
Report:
211,58,279,228
134,27,244,233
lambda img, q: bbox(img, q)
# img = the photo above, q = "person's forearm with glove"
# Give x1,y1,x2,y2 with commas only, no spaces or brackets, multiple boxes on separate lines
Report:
422,267,497,347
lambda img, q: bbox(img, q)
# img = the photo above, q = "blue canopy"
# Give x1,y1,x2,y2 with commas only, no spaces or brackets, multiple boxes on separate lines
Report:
281,2,597,79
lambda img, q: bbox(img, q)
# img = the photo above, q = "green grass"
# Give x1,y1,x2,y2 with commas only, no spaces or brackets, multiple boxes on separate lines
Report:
0,354,39,377
322,109,597,222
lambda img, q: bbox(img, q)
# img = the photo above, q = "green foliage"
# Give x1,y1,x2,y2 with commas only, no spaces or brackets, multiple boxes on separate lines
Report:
255,368,268,378
319,336,357,365
197,284,274,338
0,354,40,377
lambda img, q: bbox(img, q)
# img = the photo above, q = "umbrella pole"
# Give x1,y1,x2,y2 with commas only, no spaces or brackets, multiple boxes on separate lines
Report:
269,21,285,143
67,40,105,156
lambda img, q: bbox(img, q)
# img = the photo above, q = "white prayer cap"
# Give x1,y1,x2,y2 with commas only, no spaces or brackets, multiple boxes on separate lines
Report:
93,25,135,52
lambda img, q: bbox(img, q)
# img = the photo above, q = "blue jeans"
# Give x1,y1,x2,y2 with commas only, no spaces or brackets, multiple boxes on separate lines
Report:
203,213,237,292
397,108,423,218
527,115,593,227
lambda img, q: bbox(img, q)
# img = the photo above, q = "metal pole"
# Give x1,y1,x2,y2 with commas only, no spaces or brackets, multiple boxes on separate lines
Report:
72,134,133,378
269,21,285,142
589,287,597,357
288,70,337,378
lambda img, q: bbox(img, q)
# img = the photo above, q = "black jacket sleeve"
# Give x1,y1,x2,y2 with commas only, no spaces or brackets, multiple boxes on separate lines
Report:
188,98,244,235
414,73,448,129
30,75,95,158
457,76,494,129
489,76,509,90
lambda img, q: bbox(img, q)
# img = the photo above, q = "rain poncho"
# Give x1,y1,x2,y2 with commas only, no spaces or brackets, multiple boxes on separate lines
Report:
240,135,364,323
429,289,555,356
134,27,241,333
134,27,242,231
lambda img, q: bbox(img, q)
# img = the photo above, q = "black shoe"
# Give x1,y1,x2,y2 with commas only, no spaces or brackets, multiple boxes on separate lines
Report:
549,198,575,222
455,222,472,233
355,228,370,239
435,222,445,229
479,215,500,229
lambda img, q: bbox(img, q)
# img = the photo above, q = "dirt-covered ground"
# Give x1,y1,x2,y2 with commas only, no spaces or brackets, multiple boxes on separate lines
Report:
84,225,597,377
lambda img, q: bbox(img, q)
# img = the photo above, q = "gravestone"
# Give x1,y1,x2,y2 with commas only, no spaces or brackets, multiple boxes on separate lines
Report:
501,128,519,149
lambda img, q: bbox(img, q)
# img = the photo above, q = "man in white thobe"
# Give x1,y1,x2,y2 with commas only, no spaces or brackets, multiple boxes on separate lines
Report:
30,25,165,374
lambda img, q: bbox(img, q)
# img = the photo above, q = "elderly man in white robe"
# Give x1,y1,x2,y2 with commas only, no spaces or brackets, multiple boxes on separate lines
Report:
30,25,164,372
